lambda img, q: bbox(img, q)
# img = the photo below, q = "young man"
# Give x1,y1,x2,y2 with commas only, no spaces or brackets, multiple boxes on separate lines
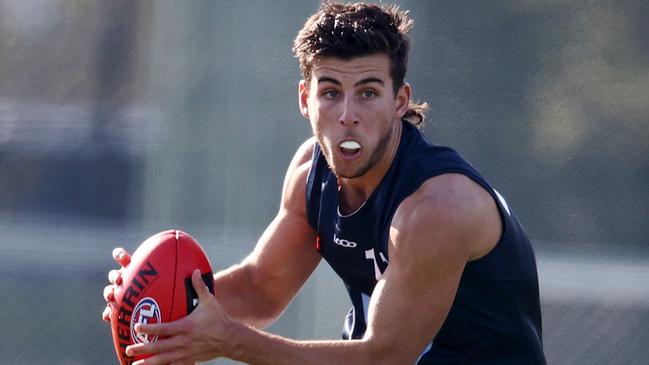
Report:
103,3,546,364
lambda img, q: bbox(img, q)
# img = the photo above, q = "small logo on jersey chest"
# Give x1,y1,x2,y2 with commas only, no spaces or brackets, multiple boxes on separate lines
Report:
333,233,357,248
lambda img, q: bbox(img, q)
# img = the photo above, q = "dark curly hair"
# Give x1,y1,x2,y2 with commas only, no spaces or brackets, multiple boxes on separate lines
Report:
293,2,428,127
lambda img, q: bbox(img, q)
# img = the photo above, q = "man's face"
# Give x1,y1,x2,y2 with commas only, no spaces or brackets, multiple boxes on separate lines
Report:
299,54,409,179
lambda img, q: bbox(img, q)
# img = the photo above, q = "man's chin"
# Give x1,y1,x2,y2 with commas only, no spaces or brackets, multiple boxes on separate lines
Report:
326,153,371,179
332,165,370,180
331,167,353,179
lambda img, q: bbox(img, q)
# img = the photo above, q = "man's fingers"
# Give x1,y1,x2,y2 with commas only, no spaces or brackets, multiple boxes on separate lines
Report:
127,338,171,357
191,269,211,300
103,285,115,302
112,247,131,267
102,304,112,322
127,335,186,359
131,348,187,365
108,269,122,285
135,320,183,338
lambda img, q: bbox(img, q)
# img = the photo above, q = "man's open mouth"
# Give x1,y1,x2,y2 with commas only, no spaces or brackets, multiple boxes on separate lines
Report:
339,140,362,159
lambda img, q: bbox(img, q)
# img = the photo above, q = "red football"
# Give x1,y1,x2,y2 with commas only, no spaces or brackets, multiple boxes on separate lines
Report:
110,230,214,365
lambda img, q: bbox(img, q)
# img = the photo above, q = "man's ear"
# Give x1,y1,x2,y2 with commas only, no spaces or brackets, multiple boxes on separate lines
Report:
298,79,310,119
395,82,412,119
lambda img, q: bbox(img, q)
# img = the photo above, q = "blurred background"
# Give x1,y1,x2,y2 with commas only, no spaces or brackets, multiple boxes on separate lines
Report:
0,0,647,364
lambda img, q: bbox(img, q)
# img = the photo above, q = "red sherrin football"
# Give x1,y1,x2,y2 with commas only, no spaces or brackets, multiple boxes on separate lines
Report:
110,230,214,365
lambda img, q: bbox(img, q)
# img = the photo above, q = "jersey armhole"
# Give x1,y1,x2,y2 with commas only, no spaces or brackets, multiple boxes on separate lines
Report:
305,142,321,231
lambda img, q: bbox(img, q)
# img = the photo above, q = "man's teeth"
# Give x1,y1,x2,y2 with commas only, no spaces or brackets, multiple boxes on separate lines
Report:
340,141,361,150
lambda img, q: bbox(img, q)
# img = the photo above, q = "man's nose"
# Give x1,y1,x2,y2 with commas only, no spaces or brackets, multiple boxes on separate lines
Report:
339,95,359,127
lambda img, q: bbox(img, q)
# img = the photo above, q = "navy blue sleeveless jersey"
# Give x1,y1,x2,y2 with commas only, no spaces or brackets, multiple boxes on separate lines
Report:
305,120,546,364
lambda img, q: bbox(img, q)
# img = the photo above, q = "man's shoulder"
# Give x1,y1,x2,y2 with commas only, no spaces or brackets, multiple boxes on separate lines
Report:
391,173,501,260
292,136,317,168
284,137,317,185
395,174,486,227
280,137,317,214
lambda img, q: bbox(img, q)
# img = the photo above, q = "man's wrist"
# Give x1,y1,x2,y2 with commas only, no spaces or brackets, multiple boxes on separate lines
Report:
223,315,248,361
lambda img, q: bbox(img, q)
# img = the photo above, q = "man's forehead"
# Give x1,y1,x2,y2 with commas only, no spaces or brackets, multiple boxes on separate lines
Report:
310,54,391,83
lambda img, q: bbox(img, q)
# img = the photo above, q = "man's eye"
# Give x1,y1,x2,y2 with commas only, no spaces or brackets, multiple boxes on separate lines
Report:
323,90,339,98
362,90,377,98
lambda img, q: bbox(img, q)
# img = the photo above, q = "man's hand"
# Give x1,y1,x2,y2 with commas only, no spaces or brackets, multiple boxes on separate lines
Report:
102,247,131,322
125,269,233,365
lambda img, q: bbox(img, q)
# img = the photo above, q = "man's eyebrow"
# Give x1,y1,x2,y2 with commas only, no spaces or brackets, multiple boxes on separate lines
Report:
355,77,384,87
316,77,385,87
317,77,342,86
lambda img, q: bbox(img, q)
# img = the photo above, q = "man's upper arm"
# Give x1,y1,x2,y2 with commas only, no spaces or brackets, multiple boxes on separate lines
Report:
240,137,320,315
363,174,500,364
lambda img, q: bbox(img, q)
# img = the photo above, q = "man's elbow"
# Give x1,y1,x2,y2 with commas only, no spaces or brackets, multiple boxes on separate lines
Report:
242,265,291,328
361,335,421,365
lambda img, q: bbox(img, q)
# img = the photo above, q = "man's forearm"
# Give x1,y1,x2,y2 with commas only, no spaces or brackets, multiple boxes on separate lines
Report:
226,320,381,365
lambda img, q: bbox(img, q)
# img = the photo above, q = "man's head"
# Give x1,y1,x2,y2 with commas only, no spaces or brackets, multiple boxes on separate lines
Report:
293,2,412,97
294,2,427,126
293,2,426,180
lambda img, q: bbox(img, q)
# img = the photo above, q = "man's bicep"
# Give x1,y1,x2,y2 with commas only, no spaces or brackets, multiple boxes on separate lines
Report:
214,205,319,327
249,139,319,282
241,143,320,314
244,207,319,290
215,140,319,325
363,190,477,363
364,241,467,364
